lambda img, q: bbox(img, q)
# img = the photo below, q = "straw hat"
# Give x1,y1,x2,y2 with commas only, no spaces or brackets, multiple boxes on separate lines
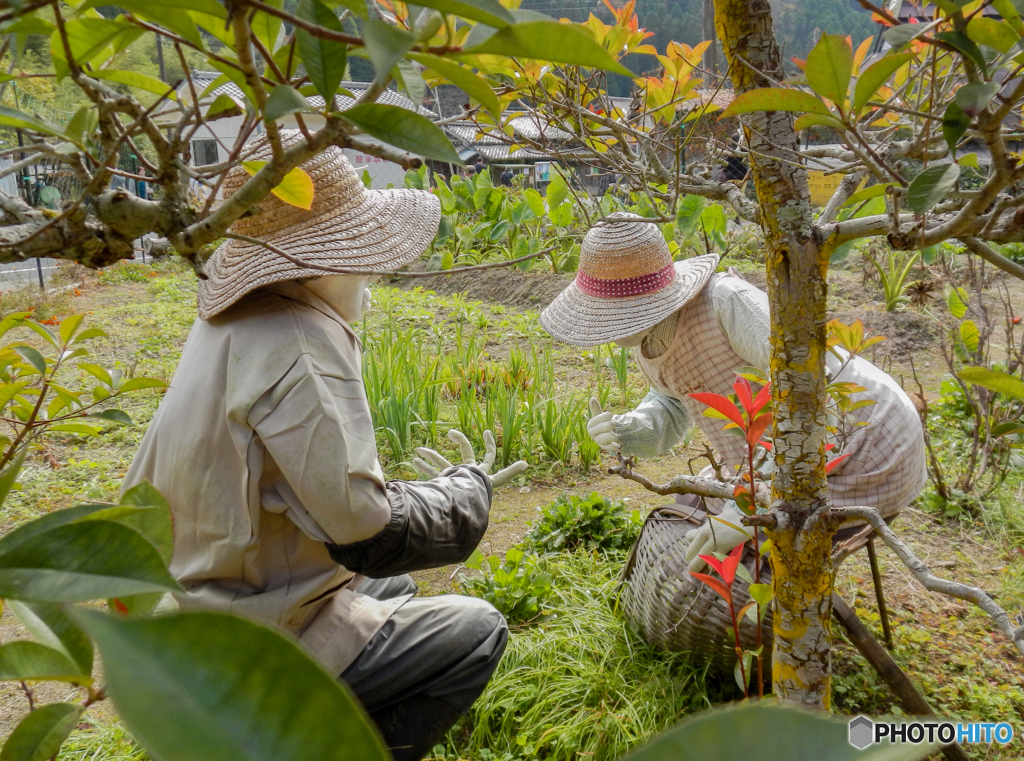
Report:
541,213,718,347
198,130,440,319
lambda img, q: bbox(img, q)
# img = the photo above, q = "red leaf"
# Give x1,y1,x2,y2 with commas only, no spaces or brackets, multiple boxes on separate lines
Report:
699,552,726,578
826,452,853,475
689,392,746,429
758,439,773,451
746,412,773,447
722,542,745,586
691,571,733,604
752,383,772,415
112,598,129,615
825,442,836,452
791,57,806,71
733,376,754,416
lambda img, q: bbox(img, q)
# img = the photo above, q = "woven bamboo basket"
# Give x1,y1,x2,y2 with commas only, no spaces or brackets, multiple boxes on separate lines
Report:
618,505,774,679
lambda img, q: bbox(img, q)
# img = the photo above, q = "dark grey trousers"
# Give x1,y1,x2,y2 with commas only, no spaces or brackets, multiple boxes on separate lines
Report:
340,575,508,715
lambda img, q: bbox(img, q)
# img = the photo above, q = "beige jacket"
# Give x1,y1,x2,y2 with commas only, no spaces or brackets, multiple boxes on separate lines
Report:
123,281,484,674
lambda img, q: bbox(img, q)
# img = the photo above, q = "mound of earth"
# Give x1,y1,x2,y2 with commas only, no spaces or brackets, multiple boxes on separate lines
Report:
394,265,573,310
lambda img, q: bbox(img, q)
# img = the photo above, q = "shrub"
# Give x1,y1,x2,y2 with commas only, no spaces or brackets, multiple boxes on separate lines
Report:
459,547,553,626
524,492,644,554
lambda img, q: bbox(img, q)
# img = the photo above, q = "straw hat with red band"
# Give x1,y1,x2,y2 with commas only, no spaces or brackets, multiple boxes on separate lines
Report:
541,213,719,347
198,129,440,320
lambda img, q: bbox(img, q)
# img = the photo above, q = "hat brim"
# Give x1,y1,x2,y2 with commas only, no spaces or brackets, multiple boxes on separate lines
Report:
198,188,440,320
540,254,719,347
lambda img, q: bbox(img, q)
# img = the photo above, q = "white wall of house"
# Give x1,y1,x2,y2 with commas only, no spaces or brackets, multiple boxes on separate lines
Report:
188,116,408,189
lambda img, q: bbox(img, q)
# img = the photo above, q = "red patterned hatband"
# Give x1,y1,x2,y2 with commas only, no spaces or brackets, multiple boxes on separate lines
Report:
576,262,676,298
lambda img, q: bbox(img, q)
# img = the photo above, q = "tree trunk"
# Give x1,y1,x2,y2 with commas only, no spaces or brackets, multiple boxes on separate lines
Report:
713,0,835,708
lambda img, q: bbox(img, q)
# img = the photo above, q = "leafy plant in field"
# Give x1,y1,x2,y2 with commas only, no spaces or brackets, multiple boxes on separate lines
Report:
864,248,920,312
916,282,1024,513
524,492,642,553
459,547,553,626
0,312,166,471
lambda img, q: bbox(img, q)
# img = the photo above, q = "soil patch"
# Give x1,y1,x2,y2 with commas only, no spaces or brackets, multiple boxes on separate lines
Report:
395,266,573,310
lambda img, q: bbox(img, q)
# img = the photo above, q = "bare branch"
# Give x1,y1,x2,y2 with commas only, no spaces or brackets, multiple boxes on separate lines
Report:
832,505,1024,656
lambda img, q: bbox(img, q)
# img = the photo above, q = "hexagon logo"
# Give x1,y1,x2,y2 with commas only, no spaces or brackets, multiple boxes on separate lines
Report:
849,716,874,750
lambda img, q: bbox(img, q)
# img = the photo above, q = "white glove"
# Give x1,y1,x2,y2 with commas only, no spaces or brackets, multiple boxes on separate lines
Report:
684,505,756,573
361,287,373,313
587,397,619,453
413,429,528,488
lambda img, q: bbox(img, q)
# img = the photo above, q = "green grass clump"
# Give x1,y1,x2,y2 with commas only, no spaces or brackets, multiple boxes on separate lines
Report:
524,492,644,554
440,552,722,761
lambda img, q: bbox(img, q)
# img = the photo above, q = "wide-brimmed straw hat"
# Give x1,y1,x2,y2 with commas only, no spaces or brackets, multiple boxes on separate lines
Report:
198,130,440,319
541,213,718,347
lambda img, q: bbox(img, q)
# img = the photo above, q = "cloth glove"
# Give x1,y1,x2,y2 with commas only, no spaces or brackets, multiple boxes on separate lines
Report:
413,429,527,487
325,464,492,576
587,398,619,453
684,504,756,573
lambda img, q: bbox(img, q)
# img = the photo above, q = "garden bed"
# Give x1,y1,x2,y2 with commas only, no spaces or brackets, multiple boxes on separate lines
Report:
0,258,1021,760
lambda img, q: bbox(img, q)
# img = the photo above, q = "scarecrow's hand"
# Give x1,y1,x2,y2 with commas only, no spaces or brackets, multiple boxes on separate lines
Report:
683,505,755,573
414,429,527,488
587,397,619,453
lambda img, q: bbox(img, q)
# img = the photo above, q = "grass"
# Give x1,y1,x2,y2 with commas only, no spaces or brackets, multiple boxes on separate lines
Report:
435,552,729,761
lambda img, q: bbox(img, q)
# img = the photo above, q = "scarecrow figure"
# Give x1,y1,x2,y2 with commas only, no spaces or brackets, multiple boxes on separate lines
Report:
539,214,926,667
124,131,524,761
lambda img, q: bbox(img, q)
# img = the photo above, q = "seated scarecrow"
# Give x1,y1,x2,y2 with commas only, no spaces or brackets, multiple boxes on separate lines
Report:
539,213,927,670
123,131,524,761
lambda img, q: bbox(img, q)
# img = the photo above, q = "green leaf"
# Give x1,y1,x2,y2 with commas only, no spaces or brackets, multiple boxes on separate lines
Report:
675,194,707,238
0,702,84,761
0,517,179,603
395,58,426,106
57,315,84,346
942,101,971,153
79,363,112,386
46,423,101,436
6,601,93,675
841,183,893,208
805,33,853,109
0,641,89,684
992,421,1024,436
945,285,969,318
96,1,206,49
525,188,546,217
473,166,494,209
89,409,133,425
68,327,107,346
793,112,845,131
414,0,514,28
0,451,26,509
409,53,501,117
966,16,1020,54
747,583,773,606
0,105,59,136
340,103,462,163
959,151,980,169
264,85,310,123
460,21,633,77
208,60,255,107
934,31,988,74
622,702,936,761
884,21,938,49
296,0,347,104
546,171,569,209
13,346,47,375
363,19,416,80
906,163,960,215
75,610,390,761
959,319,979,352
854,52,917,115
205,94,244,121
954,82,1000,117
63,108,98,149
107,484,174,564
90,70,176,99
959,366,1024,400
252,0,284,53
718,88,834,120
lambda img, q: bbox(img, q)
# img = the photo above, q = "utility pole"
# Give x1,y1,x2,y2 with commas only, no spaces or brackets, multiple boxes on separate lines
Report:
155,33,166,83
702,0,717,85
